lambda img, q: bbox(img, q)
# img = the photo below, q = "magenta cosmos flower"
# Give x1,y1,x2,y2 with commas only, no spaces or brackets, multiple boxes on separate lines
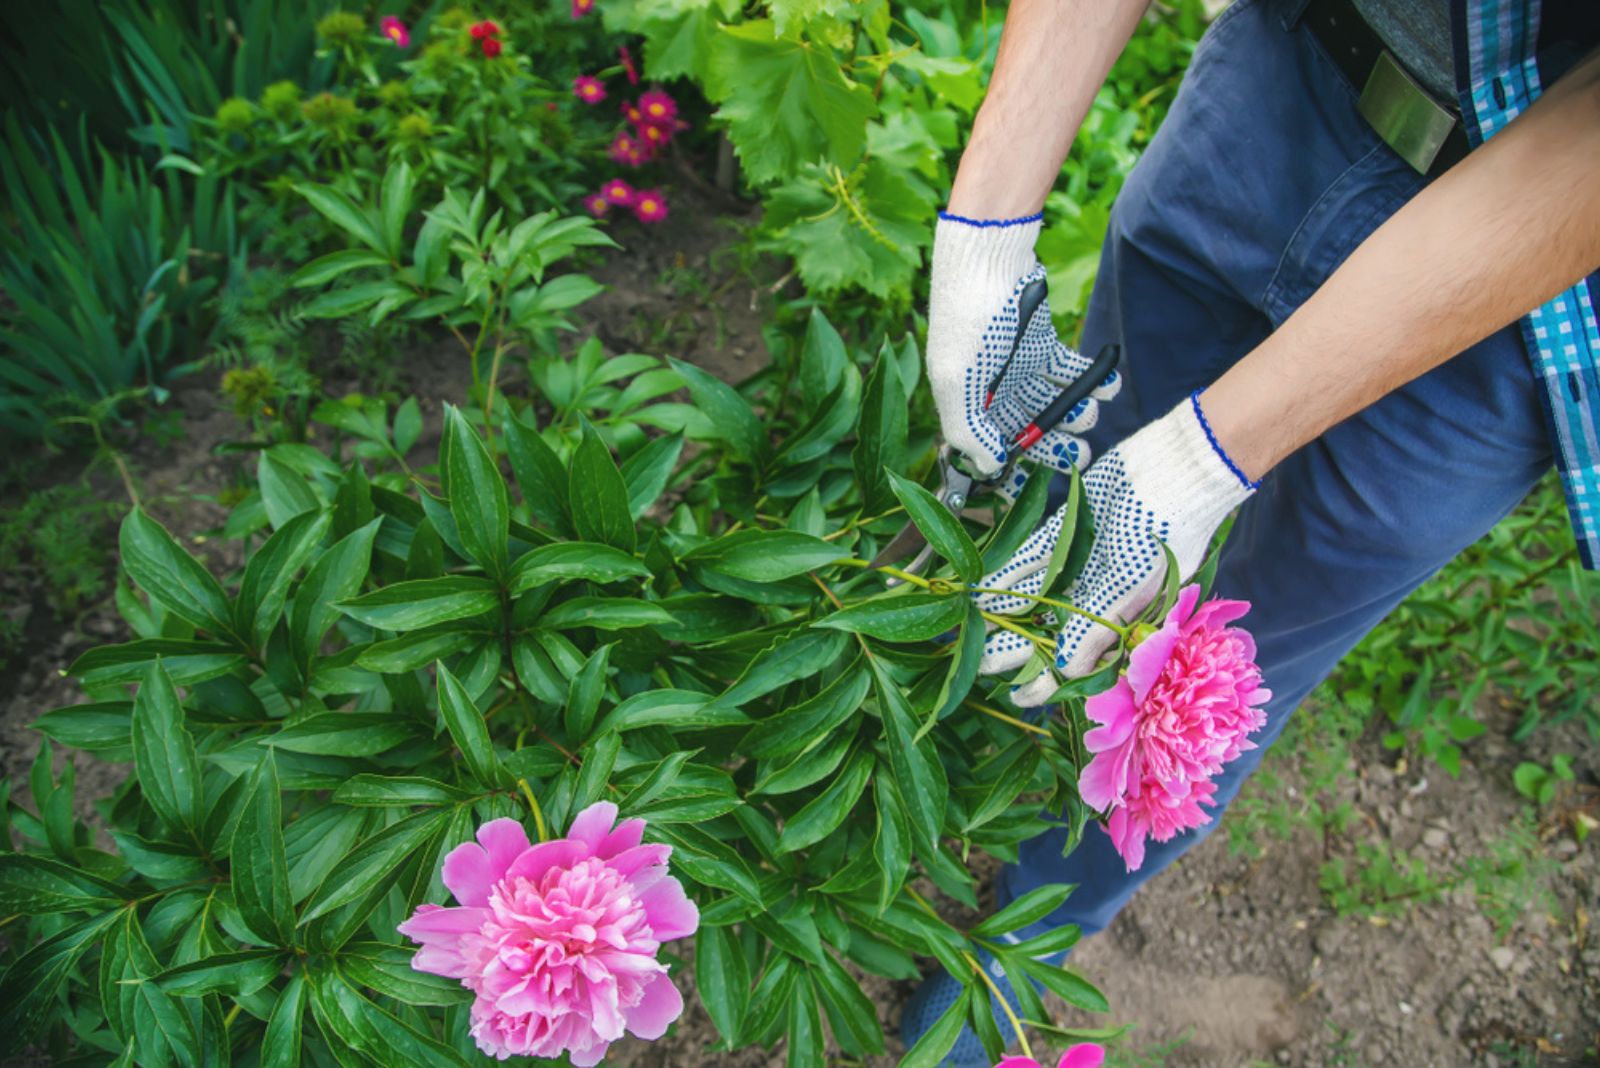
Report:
632,189,668,223
997,1044,1106,1068
573,75,606,104
379,15,410,47
636,89,677,125
583,193,610,218
600,178,635,205
619,45,639,85
571,0,595,16
397,803,698,1064
1077,584,1270,871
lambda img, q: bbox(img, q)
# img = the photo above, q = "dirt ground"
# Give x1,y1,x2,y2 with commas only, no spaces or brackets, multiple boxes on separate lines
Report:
3,182,1596,1068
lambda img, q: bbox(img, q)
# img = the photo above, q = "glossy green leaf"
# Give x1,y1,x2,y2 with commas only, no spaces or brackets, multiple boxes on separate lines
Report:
887,470,982,582
1019,957,1109,1013
541,596,677,631
290,518,380,670
900,984,972,1068
743,659,870,758
436,662,501,786
777,747,874,853
852,343,908,512
815,591,965,642
785,972,824,1068
695,924,749,1047
872,774,911,913
333,775,470,807
120,509,235,641
925,600,985,735
132,661,201,833
813,950,885,1054
507,542,649,593
666,357,764,461
594,689,748,734
872,658,947,852
267,713,419,756
261,971,307,1068
685,528,847,582
300,809,451,923
236,508,331,648
503,414,573,535
567,421,636,552
234,752,294,944
157,950,285,997
972,883,1075,939
443,405,510,579
337,576,499,630
621,432,684,519
0,853,130,914
338,943,471,1006
565,643,612,742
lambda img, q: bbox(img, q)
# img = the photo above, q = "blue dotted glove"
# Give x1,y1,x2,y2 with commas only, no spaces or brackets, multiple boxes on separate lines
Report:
976,393,1258,706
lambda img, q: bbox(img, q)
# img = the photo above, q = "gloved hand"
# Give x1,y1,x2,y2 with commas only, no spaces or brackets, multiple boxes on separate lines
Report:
976,391,1260,707
926,211,1121,498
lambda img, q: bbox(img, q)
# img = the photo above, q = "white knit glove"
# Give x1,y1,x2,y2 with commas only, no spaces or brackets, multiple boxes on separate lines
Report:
976,392,1259,707
926,211,1121,496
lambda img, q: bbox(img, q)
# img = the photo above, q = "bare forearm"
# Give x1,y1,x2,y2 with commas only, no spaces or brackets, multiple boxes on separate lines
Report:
1205,52,1600,480
946,0,1150,218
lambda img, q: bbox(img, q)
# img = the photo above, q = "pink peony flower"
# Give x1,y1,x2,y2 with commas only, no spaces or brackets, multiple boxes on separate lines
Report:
397,803,698,1064
601,178,635,205
379,15,410,47
573,75,607,104
632,189,668,223
637,89,677,125
619,45,639,85
1077,585,1270,871
996,1044,1106,1068
583,193,610,217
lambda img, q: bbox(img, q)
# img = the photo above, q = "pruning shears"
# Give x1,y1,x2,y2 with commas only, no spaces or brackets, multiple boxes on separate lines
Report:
871,276,1121,578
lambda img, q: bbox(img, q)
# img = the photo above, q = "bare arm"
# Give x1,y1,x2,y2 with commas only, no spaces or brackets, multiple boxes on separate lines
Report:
946,0,1152,218
1205,50,1600,480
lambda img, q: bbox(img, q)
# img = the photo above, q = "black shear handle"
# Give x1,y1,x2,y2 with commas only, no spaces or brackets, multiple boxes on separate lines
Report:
1011,342,1121,451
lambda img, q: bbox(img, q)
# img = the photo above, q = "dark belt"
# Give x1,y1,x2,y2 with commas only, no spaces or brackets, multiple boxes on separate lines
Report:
1302,0,1471,178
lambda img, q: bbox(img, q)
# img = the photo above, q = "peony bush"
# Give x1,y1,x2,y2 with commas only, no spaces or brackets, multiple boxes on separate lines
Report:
0,310,1240,1064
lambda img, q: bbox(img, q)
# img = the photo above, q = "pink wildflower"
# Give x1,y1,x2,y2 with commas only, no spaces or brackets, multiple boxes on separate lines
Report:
638,122,669,150
619,44,639,85
996,1044,1106,1068
622,100,643,125
601,178,635,205
379,15,410,47
1077,584,1270,871
583,193,610,217
632,189,667,223
571,0,595,16
573,75,607,104
608,131,644,165
398,804,698,1064
637,89,677,125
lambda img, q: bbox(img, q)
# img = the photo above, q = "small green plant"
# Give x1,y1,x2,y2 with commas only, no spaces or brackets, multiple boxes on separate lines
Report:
1319,841,1449,918
1512,753,1576,806
0,481,120,620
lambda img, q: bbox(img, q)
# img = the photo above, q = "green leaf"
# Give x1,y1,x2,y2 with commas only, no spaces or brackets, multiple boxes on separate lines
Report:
785,972,825,1068
300,809,451,923
0,911,119,1058
296,183,385,252
798,306,847,404
236,508,332,648
815,591,966,642
852,343,908,512
69,640,245,689
338,943,471,1006
565,643,612,742
259,451,323,528
132,661,201,833
925,600,985,734
1018,957,1109,1013
507,542,649,593
261,971,307,1068
267,713,419,756
436,662,501,786
1040,468,1085,597
355,631,474,674
233,753,295,944
972,883,1074,939
666,357,764,462
289,249,390,287
813,950,885,1054
704,20,877,184
695,924,749,1047
120,509,234,641
0,854,130,914
777,747,874,853
981,461,1052,572
157,951,285,997
743,659,870,758
887,470,982,582
337,576,499,630
308,970,470,1066
899,984,972,1068
621,432,684,519
503,414,572,535
872,774,911,913
443,405,510,579
714,629,850,710
594,689,749,734
871,657,947,852
568,420,636,552
333,775,470,807
540,596,677,631
289,518,380,670
685,529,847,582
573,731,621,811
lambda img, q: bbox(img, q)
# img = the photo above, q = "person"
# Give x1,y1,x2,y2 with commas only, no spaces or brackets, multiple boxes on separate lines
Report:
900,0,1600,1062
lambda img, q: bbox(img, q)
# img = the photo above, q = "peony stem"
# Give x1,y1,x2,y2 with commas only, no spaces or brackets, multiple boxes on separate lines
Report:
967,701,1050,737
980,611,1056,653
968,585,1128,637
905,887,1035,1061
518,779,548,842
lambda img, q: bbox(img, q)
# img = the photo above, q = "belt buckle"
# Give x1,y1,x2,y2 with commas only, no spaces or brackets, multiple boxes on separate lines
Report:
1357,51,1457,175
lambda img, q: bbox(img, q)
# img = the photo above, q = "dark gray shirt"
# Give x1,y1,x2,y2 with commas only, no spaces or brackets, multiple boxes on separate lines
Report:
1352,0,1457,102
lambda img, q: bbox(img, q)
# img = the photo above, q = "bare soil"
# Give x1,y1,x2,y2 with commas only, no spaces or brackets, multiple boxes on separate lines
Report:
3,184,1596,1068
